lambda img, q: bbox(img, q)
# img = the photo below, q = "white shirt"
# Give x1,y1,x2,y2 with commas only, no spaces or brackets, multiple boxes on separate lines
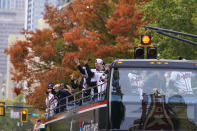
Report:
170,72,192,93
128,73,144,100
96,72,107,93
45,93,58,112
86,67,107,93
90,69,104,82
128,73,144,87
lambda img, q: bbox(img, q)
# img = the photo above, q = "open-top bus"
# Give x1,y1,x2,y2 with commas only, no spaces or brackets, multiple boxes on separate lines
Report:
39,59,197,131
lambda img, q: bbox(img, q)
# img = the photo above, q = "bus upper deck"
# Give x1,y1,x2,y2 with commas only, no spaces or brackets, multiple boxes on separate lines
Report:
112,59,197,69
43,59,197,131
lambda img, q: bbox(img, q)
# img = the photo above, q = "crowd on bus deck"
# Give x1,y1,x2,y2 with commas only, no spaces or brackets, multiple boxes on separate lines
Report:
127,70,193,100
45,58,110,117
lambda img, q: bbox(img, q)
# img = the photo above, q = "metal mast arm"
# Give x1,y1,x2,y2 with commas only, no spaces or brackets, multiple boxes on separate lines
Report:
144,25,197,46
144,26,197,38
158,31,197,46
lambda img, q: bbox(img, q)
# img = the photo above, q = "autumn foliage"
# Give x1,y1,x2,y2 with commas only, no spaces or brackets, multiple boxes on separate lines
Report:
5,0,146,108
13,87,21,96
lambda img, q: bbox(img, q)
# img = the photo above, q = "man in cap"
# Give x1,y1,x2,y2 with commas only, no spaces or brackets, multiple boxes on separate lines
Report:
74,58,107,101
45,83,58,117
95,58,105,72
33,119,41,131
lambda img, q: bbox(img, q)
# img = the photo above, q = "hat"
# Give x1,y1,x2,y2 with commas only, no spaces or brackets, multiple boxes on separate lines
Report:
37,119,41,122
95,58,103,64
48,83,54,89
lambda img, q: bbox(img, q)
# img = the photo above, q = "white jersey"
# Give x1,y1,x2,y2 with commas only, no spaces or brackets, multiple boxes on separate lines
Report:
89,69,104,82
128,73,144,87
170,72,192,93
85,66,107,93
96,72,107,93
45,93,58,117
84,68,101,82
128,73,144,100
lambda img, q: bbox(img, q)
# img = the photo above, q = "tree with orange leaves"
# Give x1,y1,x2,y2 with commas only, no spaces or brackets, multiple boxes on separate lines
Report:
5,0,146,108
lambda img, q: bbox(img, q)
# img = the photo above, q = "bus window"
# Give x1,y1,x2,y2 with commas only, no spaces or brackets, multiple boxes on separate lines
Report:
110,68,197,130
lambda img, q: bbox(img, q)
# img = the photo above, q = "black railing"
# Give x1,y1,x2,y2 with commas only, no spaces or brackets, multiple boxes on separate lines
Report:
46,82,107,118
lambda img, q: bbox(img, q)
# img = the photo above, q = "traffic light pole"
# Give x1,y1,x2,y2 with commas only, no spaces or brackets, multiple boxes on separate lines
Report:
144,26,197,46
0,105,34,108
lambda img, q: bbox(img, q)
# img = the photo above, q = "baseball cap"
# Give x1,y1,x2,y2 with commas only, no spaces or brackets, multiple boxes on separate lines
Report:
48,83,54,89
37,119,41,122
95,58,103,64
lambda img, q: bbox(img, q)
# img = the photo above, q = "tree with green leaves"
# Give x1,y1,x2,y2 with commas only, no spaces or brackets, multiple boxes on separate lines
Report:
140,0,197,59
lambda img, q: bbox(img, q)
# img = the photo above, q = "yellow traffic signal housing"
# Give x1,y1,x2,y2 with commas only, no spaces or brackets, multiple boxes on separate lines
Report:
147,47,157,59
134,47,144,59
0,102,5,116
141,35,151,45
20,109,28,122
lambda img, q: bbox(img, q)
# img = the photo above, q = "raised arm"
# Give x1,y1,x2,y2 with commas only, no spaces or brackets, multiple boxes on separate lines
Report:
74,57,86,75
84,62,94,78
70,75,78,89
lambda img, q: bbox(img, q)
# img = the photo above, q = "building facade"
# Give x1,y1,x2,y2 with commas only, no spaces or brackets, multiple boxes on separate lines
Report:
0,0,26,99
0,0,72,99
0,0,25,76
25,0,62,31
58,0,73,10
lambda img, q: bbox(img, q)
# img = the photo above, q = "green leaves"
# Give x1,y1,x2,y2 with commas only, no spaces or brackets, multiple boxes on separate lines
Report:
140,0,197,60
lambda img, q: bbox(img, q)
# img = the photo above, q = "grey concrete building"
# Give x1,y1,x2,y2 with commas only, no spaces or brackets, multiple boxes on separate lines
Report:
0,0,26,99
25,0,62,31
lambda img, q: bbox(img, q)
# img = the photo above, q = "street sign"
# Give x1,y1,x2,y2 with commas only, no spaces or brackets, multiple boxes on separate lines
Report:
10,109,20,119
31,113,39,117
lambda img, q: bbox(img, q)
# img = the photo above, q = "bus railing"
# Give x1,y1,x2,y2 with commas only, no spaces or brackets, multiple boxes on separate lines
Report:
45,82,107,118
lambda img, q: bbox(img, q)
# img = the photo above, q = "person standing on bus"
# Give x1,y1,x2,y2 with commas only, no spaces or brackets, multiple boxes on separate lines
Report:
45,84,58,117
83,58,107,100
128,71,144,100
70,74,87,105
54,84,71,112
169,71,192,94
74,58,106,101
33,119,41,131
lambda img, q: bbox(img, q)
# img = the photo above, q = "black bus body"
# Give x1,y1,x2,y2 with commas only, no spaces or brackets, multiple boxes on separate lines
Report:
42,59,197,131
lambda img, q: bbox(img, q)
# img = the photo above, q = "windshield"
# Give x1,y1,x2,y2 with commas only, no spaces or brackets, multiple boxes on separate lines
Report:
110,67,197,130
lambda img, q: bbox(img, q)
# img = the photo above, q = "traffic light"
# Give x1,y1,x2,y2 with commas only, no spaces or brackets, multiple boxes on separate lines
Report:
20,109,28,122
0,102,5,116
141,35,151,45
147,47,157,59
134,47,144,59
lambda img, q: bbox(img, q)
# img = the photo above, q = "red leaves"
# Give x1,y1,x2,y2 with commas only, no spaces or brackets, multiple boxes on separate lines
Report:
63,26,100,60
5,0,146,109
13,87,21,96
106,0,144,42
63,32,73,41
